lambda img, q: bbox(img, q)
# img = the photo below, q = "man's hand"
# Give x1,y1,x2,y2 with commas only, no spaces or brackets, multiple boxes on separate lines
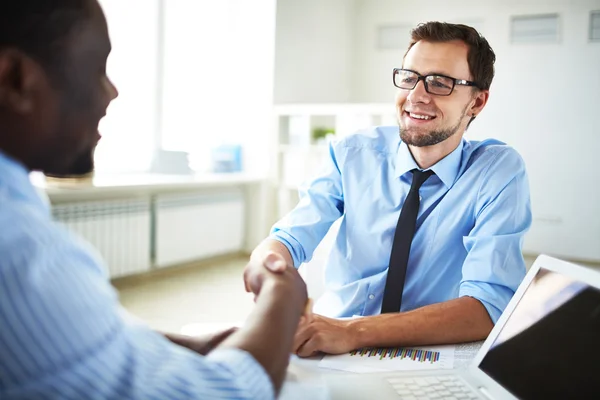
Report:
293,314,358,357
222,247,309,394
162,327,237,356
243,250,288,296
244,249,313,322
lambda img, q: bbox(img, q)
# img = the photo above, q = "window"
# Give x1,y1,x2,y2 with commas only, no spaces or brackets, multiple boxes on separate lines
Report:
95,0,276,174
95,0,160,173
161,0,276,173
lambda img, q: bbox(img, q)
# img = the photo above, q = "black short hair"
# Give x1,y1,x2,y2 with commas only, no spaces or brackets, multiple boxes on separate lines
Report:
0,0,92,73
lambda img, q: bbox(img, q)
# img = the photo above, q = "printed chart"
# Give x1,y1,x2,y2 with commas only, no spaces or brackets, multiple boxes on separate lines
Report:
319,345,455,373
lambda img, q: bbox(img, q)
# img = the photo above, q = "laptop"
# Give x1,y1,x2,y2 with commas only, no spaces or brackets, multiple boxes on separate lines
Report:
324,255,600,399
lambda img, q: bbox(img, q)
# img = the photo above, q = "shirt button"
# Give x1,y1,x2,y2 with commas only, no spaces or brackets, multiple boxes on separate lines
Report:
368,294,375,300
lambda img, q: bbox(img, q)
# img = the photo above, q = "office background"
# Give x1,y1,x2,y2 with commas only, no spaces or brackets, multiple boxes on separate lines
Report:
37,0,600,333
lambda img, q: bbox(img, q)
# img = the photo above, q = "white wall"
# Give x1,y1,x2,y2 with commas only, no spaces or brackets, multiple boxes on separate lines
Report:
274,0,600,261
274,0,357,103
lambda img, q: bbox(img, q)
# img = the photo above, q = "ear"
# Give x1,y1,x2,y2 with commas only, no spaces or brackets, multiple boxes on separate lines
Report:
0,49,42,114
468,89,489,118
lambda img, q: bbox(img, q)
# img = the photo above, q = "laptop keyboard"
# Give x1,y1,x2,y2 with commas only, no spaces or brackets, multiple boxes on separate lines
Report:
386,375,480,400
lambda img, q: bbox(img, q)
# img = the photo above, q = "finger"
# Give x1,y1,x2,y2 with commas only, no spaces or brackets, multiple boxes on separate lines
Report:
242,267,250,292
292,324,313,354
296,336,321,358
263,251,287,272
303,298,314,322
243,265,263,295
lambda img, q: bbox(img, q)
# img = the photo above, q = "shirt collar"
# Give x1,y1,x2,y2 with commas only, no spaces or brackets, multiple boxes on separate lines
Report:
394,139,465,189
0,150,50,213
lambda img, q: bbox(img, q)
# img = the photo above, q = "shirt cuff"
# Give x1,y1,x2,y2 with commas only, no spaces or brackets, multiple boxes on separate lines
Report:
207,348,275,400
459,282,508,324
269,231,304,268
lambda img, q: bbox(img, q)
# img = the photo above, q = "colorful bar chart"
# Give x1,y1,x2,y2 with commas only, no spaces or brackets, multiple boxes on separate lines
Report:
319,344,455,373
349,347,441,363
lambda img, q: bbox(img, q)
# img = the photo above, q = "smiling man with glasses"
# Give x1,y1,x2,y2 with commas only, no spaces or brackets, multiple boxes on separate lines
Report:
245,22,532,356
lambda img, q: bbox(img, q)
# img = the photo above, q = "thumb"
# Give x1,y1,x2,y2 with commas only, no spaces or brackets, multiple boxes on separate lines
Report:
263,251,287,272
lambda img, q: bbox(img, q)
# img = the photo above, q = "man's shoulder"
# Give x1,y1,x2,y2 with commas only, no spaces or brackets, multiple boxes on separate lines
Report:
0,200,86,270
334,126,399,155
465,139,526,172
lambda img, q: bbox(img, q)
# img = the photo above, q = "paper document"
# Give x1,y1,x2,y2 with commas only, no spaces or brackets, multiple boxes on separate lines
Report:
453,341,483,369
319,341,483,374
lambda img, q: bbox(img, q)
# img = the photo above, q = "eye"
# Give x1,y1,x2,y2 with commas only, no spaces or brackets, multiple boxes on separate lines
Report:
429,76,452,89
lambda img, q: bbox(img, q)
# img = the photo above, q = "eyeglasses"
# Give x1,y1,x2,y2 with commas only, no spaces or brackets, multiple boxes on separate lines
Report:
393,68,479,96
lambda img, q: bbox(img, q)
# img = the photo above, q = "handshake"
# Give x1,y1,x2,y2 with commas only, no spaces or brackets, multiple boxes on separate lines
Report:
243,248,313,324
165,240,357,394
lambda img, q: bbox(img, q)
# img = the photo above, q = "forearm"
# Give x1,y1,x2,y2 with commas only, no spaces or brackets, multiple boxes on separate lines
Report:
251,238,293,268
219,279,304,395
352,296,494,348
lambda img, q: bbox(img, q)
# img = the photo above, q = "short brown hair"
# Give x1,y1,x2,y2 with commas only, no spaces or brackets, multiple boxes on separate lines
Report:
405,22,496,90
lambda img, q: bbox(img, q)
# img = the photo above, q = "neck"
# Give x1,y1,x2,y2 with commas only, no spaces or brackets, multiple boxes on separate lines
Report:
408,134,462,170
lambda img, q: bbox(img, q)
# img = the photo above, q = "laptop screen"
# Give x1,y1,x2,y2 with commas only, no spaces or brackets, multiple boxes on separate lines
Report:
478,267,600,399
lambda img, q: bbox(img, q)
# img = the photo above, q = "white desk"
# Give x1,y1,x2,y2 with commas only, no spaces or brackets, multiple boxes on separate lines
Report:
282,355,418,400
281,341,483,400
183,324,482,399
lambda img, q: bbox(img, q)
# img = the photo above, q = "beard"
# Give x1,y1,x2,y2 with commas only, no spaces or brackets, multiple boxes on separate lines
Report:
66,147,95,176
399,103,469,147
43,146,95,178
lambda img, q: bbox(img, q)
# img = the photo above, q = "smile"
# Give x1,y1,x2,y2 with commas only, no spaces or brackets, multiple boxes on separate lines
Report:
405,111,436,121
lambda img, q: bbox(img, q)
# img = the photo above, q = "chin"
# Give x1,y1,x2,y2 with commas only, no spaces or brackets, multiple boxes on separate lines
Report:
66,150,95,176
44,149,95,178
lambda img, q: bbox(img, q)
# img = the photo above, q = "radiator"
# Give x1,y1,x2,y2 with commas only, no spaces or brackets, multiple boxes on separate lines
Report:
52,199,152,279
155,190,245,268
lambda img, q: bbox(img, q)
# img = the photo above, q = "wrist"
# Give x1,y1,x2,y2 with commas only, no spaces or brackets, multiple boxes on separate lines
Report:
261,276,307,315
347,317,369,349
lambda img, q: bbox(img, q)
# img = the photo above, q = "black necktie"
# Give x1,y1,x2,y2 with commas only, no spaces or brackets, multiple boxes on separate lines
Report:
381,169,434,313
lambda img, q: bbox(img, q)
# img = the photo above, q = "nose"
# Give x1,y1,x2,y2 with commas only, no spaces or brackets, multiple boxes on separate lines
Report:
108,77,119,101
104,76,119,102
406,79,431,104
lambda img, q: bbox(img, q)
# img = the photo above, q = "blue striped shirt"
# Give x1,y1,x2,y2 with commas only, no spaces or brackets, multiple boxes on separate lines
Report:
0,150,274,400
271,126,532,323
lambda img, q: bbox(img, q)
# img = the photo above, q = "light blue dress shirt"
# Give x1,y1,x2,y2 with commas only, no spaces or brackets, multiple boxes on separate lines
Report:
0,150,274,400
271,126,532,323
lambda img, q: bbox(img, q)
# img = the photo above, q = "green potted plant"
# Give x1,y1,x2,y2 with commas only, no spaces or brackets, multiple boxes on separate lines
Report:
312,127,335,145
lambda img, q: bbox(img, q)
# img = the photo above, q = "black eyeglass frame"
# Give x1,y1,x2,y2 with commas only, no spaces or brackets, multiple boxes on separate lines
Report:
393,68,480,96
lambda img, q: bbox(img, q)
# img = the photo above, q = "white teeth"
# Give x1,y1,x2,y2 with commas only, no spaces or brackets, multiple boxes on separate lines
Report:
409,112,433,120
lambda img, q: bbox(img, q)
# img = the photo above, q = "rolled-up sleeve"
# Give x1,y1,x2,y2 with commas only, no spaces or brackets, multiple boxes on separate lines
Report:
459,148,532,323
271,140,345,268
